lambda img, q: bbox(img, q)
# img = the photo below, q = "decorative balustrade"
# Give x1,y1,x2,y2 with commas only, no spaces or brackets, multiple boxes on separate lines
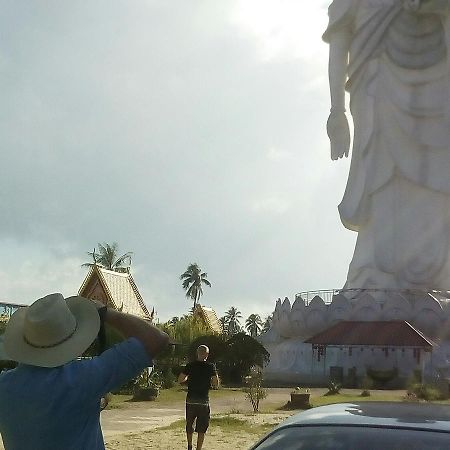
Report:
270,289,450,340
295,288,450,306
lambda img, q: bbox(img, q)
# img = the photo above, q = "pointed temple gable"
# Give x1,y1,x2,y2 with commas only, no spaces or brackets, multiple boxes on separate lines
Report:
78,265,152,320
193,304,222,334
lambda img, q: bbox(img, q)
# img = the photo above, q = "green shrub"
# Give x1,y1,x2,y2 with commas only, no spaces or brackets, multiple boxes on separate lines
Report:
366,367,398,384
360,390,371,397
408,383,442,401
218,333,270,384
325,381,341,396
242,367,267,412
159,368,176,389
360,376,374,390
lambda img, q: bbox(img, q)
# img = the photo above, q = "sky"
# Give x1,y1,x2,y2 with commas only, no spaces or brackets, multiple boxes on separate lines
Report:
0,0,355,323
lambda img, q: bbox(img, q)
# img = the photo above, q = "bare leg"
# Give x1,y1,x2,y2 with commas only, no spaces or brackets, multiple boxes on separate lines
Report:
196,432,205,450
187,432,193,449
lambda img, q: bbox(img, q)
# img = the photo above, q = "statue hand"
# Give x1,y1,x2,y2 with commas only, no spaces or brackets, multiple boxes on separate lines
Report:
327,110,350,161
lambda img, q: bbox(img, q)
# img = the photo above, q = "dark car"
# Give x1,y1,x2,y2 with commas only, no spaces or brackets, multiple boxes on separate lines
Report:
249,402,450,450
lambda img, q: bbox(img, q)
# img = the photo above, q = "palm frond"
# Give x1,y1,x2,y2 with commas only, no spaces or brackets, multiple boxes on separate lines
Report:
113,252,133,268
182,279,192,290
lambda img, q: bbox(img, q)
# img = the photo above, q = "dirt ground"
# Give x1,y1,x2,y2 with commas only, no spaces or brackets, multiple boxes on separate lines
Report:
104,413,288,450
0,388,409,449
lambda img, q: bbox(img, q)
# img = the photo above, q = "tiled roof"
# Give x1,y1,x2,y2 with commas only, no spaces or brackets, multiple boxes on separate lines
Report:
79,266,151,319
305,321,435,348
195,304,222,334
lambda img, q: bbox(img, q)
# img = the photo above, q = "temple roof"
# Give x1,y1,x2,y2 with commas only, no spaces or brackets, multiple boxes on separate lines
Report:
79,265,151,319
305,321,435,349
193,304,222,334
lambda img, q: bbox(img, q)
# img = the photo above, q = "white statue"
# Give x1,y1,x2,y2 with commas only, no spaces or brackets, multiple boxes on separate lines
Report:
324,0,450,290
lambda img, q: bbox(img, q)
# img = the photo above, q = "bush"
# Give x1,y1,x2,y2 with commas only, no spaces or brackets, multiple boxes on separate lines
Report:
360,390,371,397
242,367,267,412
325,380,341,396
159,368,176,389
366,367,398,386
359,376,374,390
218,333,270,384
408,383,443,401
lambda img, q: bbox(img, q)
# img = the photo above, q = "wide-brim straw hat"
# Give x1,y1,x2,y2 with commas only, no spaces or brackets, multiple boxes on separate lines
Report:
3,293,100,368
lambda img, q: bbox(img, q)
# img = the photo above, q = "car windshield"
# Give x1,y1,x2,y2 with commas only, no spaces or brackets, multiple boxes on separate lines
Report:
255,426,450,450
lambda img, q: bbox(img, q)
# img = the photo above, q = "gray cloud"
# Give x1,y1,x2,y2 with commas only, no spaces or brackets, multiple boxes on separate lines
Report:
0,1,355,321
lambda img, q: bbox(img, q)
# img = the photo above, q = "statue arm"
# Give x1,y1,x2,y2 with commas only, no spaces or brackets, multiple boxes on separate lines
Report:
328,30,351,114
327,30,352,160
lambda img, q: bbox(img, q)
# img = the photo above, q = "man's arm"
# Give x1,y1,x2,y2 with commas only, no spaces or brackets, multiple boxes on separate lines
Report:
178,372,188,384
211,364,220,389
103,307,169,359
211,373,220,389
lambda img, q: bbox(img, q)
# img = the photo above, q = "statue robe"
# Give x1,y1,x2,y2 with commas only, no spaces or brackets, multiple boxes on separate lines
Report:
324,0,450,289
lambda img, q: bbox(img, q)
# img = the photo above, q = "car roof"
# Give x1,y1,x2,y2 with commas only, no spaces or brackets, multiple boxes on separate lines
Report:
275,402,450,432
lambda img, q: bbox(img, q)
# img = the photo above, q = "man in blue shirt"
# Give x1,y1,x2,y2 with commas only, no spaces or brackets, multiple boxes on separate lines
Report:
0,292,169,450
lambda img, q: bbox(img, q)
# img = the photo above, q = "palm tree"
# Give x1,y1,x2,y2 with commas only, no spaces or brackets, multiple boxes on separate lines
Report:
168,316,180,326
262,314,273,333
219,316,228,335
180,263,211,309
245,314,263,337
225,306,242,335
82,242,132,272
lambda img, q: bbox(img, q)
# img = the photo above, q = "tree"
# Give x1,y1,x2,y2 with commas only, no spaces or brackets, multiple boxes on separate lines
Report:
218,333,270,383
168,316,180,326
155,316,212,380
243,367,268,413
245,314,263,337
224,306,242,335
188,334,227,363
82,242,132,272
219,316,228,335
180,263,211,309
262,314,273,333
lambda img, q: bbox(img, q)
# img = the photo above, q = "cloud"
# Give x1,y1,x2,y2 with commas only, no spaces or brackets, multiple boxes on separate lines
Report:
0,1,355,322
231,0,329,62
252,197,290,214
266,147,293,161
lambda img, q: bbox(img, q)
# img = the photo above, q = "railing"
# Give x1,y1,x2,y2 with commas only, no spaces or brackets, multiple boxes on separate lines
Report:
0,301,26,321
295,290,339,305
295,288,450,306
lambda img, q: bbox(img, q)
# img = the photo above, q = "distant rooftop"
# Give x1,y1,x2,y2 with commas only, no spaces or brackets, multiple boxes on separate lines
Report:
305,321,435,349
79,265,151,319
194,304,222,334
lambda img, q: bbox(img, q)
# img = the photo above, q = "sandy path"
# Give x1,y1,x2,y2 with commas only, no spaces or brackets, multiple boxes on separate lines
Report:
101,407,184,437
105,427,262,450
105,413,288,450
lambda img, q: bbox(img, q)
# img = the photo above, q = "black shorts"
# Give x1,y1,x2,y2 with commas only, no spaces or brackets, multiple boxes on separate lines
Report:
185,402,210,433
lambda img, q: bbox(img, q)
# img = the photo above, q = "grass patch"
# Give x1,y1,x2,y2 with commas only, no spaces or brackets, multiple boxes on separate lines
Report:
105,386,245,409
159,415,275,435
105,394,133,409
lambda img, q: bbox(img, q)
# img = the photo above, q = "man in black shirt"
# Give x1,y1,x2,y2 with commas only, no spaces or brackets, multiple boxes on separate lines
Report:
178,345,219,450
